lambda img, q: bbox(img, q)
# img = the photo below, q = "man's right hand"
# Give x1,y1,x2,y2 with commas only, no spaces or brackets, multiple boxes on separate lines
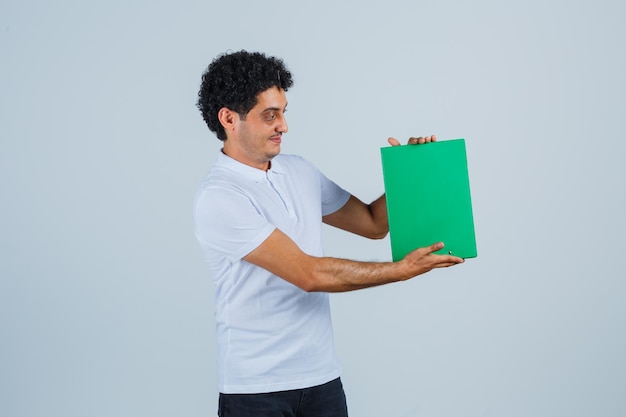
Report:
400,242,464,279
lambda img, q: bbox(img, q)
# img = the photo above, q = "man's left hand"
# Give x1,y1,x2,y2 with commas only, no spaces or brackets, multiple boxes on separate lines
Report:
387,135,437,146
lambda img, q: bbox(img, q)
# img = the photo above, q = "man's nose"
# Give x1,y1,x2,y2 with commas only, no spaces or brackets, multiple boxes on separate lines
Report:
277,114,288,133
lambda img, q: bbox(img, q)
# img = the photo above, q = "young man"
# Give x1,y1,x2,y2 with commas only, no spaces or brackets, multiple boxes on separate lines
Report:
194,50,464,417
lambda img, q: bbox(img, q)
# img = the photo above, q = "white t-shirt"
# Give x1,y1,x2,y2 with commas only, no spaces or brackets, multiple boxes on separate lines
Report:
194,151,350,394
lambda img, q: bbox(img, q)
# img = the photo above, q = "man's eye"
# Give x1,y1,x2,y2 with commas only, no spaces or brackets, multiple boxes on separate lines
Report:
265,113,277,121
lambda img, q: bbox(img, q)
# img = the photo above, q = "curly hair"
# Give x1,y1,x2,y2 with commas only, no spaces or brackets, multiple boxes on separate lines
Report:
197,50,294,141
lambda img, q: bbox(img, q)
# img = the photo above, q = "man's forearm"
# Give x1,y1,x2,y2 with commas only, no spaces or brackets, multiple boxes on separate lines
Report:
306,256,408,293
304,241,461,293
244,229,463,294
368,194,389,238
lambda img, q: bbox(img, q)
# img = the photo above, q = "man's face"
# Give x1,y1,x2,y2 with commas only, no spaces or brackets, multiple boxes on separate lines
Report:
229,86,288,170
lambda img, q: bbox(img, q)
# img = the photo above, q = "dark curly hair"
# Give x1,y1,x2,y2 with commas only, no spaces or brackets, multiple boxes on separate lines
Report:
197,50,294,141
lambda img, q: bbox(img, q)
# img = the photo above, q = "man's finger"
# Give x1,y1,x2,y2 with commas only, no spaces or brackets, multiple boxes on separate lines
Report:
388,137,401,146
426,242,445,253
434,261,464,268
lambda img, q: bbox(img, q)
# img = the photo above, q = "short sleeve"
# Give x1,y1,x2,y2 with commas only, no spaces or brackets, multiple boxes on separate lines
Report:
319,170,350,216
194,185,276,263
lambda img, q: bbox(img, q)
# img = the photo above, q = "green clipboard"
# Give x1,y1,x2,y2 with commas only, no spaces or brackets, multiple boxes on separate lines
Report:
381,139,477,261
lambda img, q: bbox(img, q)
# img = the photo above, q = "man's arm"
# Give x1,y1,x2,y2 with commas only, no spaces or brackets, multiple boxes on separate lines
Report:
322,135,437,240
322,194,389,239
244,134,451,292
243,228,463,293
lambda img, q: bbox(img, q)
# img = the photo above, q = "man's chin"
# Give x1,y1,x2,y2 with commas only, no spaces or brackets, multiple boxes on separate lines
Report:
267,147,281,159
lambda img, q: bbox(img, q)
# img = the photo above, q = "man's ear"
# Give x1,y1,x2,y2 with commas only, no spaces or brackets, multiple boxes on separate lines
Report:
218,107,238,135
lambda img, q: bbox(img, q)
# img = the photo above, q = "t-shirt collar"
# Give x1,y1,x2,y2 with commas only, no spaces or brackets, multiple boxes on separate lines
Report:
216,150,285,182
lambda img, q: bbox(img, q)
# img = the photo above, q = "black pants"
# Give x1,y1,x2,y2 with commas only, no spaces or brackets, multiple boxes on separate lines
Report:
218,377,349,417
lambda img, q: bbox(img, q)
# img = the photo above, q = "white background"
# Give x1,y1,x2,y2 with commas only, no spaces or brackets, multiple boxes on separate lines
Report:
1,1,625,416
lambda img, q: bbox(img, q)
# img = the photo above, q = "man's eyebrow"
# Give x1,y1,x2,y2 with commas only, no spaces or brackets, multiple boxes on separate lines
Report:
261,103,288,113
